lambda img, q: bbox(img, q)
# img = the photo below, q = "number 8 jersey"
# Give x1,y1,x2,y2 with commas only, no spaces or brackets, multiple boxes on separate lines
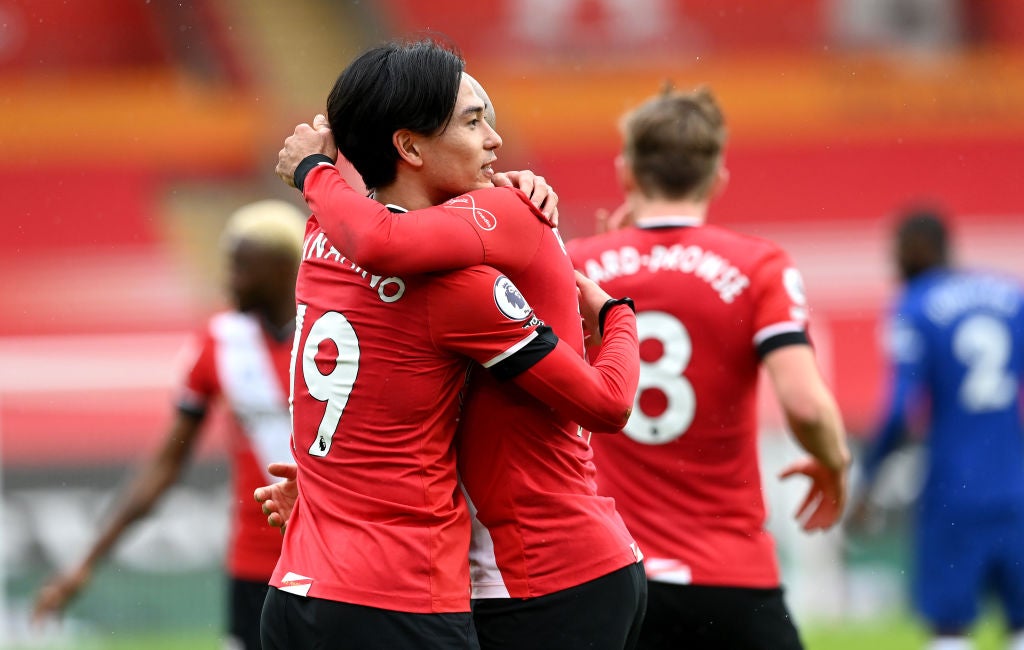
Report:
568,217,811,588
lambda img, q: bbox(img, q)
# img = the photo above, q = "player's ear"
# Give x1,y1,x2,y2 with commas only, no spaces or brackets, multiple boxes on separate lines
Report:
711,163,729,198
615,154,636,192
393,130,424,168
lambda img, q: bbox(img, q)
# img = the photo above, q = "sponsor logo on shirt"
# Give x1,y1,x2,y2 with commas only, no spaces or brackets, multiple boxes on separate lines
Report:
493,276,532,320
446,194,497,231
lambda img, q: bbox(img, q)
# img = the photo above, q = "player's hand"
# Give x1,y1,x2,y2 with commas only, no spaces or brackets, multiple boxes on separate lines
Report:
779,456,847,532
275,114,339,189
31,564,91,626
493,170,559,227
575,271,614,347
595,202,634,234
254,462,299,533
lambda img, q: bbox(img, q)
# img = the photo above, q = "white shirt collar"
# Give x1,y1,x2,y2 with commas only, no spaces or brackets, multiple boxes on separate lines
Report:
635,215,704,229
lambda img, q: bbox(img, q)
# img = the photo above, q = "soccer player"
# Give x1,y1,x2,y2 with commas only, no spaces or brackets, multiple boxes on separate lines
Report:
853,209,1024,650
259,39,642,650
30,200,307,650
566,86,851,650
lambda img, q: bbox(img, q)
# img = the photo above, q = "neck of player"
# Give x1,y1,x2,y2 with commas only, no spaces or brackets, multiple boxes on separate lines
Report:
630,194,710,225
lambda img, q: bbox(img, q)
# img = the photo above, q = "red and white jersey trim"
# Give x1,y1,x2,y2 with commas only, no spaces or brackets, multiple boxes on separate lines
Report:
644,557,693,585
465,492,511,599
481,331,538,368
752,320,806,347
279,571,314,597
636,215,704,229
210,312,292,480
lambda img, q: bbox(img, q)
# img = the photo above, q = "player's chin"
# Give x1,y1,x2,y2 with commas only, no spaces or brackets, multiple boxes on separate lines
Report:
479,167,497,187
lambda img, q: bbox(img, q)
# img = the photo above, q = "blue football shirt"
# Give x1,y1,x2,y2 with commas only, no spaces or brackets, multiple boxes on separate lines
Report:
863,268,1024,516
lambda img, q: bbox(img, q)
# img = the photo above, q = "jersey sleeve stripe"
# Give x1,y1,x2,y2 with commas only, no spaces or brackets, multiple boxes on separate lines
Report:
752,321,806,347
175,399,207,419
175,384,209,416
487,326,559,381
756,330,810,359
482,331,539,368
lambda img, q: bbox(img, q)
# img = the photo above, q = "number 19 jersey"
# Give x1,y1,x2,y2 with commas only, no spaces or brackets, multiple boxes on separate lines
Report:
568,218,811,588
298,167,642,600
271,216,553,614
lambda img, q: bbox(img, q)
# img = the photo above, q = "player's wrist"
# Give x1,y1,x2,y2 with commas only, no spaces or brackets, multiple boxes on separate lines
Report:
598,297,636,337
294,154,335,193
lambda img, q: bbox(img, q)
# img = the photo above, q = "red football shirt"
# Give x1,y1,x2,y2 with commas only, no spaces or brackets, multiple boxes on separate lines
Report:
568,217,811,588
302,165,641,599
273,216,581,613
177,311,291,581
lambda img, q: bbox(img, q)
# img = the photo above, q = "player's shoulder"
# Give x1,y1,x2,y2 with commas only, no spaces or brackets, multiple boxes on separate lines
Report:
444,186,542,222
204,311,267,349
567,228,624,255
429,264,504,293
428,265,535,322
210,308,260,329
700,223,788,259
965,267,1024,293
572,223,785,254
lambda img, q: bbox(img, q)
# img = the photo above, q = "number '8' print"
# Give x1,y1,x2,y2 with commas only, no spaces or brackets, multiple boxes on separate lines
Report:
624,311,696,445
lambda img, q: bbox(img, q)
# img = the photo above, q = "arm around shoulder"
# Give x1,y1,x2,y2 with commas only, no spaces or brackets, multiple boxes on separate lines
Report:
511,301,639,433
304,164,492,275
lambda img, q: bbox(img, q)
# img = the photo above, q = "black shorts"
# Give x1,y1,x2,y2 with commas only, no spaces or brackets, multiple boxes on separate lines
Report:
228,577,271,650
260,586,479,650
472,561,647,650
637,582,803,650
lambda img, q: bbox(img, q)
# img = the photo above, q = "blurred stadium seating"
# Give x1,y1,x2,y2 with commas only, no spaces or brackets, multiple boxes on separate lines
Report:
1,0,1022,645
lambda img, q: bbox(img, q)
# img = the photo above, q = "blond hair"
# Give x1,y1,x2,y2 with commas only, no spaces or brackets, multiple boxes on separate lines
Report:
220,199,307,262
620,84,727,201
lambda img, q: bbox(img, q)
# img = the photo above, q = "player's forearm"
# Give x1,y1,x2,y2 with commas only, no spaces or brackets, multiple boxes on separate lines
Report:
82,418,198,568
81,458,184,569
765,346,850,473
303,164,483,274
786,395,850,474
587,305,641,427
859,410,906,487
514,306,639,432
860,370,915,484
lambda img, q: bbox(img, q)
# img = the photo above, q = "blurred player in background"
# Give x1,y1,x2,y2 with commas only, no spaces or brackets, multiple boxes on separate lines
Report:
567,85,851,650
259,38,642,650
31,199,307,650
852,209,1024,650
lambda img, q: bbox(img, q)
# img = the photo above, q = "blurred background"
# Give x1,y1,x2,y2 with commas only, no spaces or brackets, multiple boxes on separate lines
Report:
1,0,1023,647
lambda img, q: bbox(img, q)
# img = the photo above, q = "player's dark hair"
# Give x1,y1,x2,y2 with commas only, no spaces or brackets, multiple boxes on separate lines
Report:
897,207,949,261
327,37,464,190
